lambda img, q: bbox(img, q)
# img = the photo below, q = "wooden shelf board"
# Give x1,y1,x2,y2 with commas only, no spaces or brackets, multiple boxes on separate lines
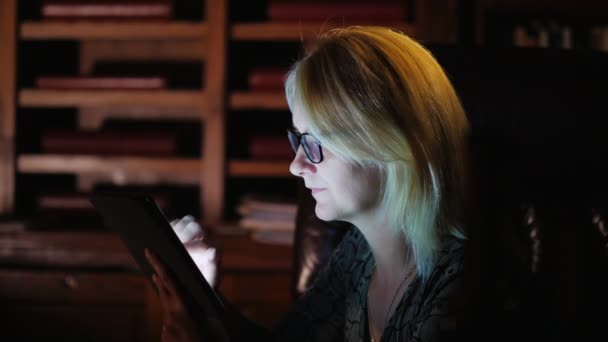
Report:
21,21,208,40
228,160,291,177
231,21,415,41
229,91,287,110
18,155,201,178
0,231,134,269
19,89,205,107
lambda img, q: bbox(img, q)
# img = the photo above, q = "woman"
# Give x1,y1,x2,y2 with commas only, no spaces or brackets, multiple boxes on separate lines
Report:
146,26,473,341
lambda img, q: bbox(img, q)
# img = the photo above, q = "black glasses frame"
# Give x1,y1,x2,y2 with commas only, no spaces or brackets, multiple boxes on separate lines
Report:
287,129,324,164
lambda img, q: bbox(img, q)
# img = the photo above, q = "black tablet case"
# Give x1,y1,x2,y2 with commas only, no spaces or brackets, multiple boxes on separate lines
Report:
90,192,224,320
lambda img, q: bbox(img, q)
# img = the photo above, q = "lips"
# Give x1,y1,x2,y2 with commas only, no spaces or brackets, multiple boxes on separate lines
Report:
310,188,326,195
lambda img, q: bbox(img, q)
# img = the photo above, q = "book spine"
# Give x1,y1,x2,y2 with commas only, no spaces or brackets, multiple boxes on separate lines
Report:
42,130,177,156
267,3,405,21
41,3,173,20
249,136,293,160
239,217,295,231
248,68,288,91
36,76,167,90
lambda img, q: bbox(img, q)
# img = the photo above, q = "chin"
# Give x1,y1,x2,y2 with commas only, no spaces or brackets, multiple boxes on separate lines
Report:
314,203,338,222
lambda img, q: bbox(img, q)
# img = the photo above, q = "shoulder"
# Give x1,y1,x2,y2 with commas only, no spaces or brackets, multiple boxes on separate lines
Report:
413,236,468,339
422,235,466,294
435,235,466,277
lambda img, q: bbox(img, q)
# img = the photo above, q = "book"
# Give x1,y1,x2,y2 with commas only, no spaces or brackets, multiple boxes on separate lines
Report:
36,76,167,90
249,136,293,160
248,67,288,91
41,129,177,157
267,2,406,22
237,193,297,232
92,60,203,89
41,0,173,21
237,193,298,217
239,217,295,232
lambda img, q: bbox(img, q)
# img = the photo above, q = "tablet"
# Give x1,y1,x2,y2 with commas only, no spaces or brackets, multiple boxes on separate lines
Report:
90,192,224,320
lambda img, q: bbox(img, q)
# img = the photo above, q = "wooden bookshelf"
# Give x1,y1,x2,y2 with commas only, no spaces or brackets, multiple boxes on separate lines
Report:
21,21,208,40
229,91,286,110
19,89,205,108
8,0,226,223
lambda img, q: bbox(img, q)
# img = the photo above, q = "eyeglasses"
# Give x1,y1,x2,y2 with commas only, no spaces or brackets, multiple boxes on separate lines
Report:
287,128,324,164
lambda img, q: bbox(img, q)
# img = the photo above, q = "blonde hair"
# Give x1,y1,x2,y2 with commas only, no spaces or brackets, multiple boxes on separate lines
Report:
285,26,470,279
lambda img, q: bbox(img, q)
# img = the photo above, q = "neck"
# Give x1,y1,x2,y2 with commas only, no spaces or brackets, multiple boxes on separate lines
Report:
355,217,413,286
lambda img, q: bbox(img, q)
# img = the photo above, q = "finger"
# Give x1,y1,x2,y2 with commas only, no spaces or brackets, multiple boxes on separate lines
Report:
152,273,171,301
161,323,177,342
183,221,203,240
173,217,199,243
147,253,187,308
174,215,195,231
145,249,170,283
146,250,180,299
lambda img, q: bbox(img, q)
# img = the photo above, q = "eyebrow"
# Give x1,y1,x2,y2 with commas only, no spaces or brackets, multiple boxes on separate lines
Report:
290,125,301,133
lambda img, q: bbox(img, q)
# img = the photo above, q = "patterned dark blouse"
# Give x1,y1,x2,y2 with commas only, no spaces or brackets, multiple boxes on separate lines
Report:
275,228,466,342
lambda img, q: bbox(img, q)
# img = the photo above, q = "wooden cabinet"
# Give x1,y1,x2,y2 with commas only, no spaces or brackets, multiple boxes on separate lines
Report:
0,231,292,339
0,232,162,341
0,270,158,341
1,0,227,223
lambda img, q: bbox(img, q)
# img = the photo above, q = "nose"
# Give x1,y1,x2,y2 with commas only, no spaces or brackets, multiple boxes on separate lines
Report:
289,147,316,177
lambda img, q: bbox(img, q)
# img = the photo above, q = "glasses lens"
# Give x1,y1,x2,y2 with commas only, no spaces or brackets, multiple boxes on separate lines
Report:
287,130,299,153
302,135,322,163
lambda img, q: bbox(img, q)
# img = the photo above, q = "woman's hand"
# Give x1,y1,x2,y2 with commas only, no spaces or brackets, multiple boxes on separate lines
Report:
145,248,229,342
170,215,218,288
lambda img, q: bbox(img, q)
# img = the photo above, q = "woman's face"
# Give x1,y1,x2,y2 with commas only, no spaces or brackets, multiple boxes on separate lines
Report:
289,103,381,223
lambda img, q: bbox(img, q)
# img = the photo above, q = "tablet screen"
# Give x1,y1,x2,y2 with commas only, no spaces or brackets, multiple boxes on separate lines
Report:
90,192,224,319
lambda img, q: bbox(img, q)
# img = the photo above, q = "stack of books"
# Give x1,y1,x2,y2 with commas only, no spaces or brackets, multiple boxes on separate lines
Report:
237,193,298,245
41,0,174,21
41,129,178,157
266,1,407,26
35,60,203,91
247,67,288,92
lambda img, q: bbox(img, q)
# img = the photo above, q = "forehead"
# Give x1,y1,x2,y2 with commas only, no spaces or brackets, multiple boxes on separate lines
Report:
290,101,311,132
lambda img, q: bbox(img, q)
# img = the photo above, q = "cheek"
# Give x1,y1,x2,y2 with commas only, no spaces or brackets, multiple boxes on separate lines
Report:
347,181,377,209
345,167,382,209
331,171,374,208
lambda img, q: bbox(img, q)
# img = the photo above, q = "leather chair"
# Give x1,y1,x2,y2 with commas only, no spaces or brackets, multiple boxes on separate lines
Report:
290,46,608,341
